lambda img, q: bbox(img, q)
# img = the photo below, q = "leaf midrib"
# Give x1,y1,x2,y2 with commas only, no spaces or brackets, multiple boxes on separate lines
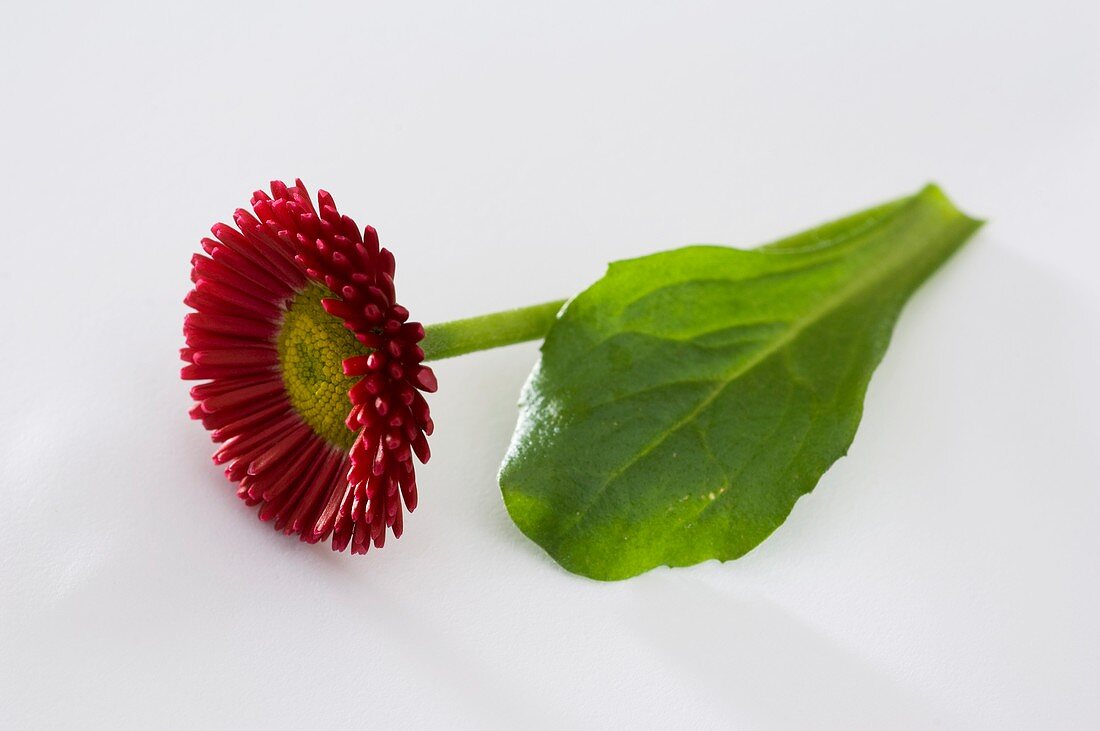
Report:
546,196,958,551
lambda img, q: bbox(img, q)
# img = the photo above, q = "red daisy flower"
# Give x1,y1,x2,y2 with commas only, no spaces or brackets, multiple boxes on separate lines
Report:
182,180,436,554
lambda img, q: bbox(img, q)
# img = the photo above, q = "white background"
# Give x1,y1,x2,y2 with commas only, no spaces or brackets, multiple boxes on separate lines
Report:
1,1,1098,728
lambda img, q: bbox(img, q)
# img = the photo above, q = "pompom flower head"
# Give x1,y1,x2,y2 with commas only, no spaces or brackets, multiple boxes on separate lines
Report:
182,180,436,553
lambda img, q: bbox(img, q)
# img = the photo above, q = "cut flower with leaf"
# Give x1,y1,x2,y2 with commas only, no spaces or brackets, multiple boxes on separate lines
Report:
183,182,981,579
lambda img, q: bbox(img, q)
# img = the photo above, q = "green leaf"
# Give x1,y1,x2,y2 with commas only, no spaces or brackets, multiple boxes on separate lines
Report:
499,185,982,580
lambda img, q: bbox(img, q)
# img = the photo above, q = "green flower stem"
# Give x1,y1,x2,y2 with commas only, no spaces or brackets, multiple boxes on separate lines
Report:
420,299,568,361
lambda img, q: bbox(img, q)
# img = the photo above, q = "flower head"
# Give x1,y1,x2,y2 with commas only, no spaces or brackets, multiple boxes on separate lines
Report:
182,180,436,553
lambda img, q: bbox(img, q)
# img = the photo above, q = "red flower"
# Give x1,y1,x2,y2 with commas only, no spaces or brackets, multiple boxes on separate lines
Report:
182,180,436,554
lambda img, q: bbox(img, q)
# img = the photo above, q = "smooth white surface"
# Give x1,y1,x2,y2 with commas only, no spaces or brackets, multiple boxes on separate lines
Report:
1,1,1098,728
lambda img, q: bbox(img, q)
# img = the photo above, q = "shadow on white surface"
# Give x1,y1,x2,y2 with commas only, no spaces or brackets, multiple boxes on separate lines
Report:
625,575,950,727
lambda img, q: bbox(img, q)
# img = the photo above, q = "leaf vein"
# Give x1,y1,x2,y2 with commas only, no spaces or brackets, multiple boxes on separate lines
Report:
546,201,943,548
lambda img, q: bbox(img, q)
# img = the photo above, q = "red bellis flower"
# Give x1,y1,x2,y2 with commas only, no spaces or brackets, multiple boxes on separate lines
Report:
182,180,437,554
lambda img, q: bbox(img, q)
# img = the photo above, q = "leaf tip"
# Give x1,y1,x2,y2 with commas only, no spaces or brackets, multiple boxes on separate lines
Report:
919,182,987,229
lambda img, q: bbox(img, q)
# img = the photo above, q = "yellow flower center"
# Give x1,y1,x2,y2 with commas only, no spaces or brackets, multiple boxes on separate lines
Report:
276,284,367,449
